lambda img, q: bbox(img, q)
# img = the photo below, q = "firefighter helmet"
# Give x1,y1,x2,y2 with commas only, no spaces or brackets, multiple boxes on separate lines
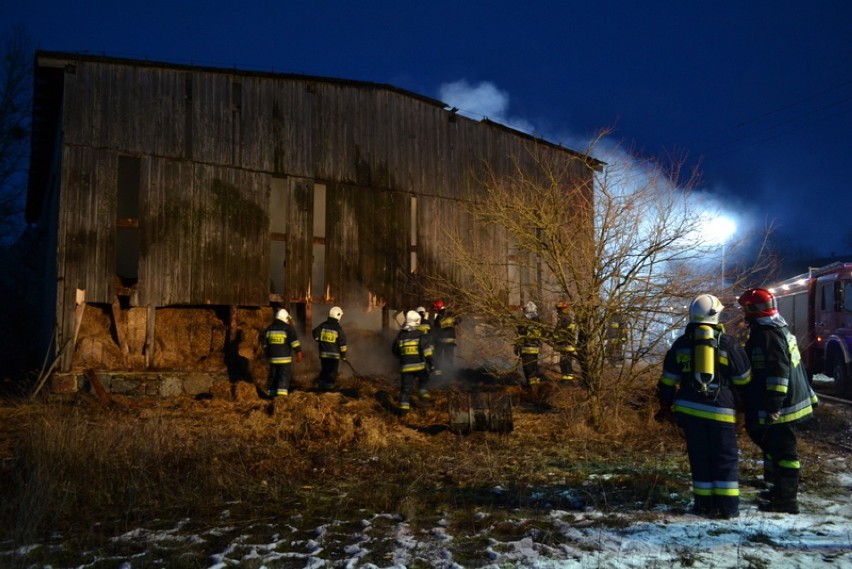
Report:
432,299,446,312
329,306,343,320
416,306,427,317
523,301,538,319
555,301,570,311
275,308,291,322
689,294,723,324
738,288,778,318
405,310,422,327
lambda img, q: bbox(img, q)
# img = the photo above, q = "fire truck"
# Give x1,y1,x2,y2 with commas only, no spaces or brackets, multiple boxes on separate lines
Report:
768,261,852,396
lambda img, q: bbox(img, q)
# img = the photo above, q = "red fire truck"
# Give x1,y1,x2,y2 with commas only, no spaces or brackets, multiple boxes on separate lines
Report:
768,261,852,396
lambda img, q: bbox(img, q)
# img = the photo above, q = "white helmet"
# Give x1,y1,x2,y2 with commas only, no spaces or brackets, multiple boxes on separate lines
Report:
416,306,427,316
689,294,723,324
329,306,343,320
405,310,421,328
275,308,291,322
523,301,538,319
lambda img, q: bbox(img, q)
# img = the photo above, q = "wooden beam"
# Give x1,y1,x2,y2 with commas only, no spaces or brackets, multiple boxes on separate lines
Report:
110,296,129,366
144,306,156,368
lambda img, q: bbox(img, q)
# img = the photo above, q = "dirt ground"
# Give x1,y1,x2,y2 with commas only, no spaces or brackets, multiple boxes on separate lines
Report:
1,361,851,568
4,364,851,475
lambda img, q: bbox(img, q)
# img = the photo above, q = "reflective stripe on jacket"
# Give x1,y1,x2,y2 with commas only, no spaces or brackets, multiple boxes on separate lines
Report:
313,318,348,359
658,322,752,423
262,319,302,364
516,319,542,355
392,327,434,373
743,316,817,426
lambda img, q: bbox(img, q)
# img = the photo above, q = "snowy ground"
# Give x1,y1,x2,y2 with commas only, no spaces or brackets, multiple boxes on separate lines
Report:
5,468,850,568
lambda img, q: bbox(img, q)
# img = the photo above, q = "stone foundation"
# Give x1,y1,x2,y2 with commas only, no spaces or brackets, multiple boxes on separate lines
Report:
51,371,235,398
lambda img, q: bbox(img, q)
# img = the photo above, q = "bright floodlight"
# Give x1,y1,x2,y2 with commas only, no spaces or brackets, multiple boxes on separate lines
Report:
706,215,736,245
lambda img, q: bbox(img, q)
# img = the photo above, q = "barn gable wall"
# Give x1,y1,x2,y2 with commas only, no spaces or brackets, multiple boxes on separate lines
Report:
28,52,596,375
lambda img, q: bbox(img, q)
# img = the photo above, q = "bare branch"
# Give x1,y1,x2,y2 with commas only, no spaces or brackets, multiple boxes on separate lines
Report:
423,131,774,428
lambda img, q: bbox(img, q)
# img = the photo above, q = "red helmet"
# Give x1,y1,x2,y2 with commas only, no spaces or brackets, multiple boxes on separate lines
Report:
738,288,778,318
555,301,570,311
432,299,446,312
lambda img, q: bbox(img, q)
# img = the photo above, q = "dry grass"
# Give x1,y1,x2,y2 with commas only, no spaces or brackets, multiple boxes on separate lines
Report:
0,369,846,566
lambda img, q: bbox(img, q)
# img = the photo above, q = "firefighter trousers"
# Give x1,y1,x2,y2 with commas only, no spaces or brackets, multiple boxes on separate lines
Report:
318,357,340,389
267,363,293,396
746,421,801,506
399,370,421,407
520,352,540,384
558,350,577,380
679,414,740,516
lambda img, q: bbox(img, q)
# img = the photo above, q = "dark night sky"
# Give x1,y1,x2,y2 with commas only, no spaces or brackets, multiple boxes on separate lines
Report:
5,0,852,258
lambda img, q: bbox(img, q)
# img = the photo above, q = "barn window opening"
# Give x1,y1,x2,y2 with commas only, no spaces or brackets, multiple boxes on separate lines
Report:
116,155,141,286
410,195,417,273
508,250,520,308
312,183,327,301
269,177,288,296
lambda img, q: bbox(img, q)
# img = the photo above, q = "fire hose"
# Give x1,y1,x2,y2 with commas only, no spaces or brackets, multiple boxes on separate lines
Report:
342,358,359,376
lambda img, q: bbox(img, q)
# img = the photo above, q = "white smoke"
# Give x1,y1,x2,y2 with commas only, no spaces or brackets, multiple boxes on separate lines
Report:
436,79,752,261
438,80,535,134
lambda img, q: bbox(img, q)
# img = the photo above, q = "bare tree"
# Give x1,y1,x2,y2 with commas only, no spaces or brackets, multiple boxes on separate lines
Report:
428,133,771,428
0,25,32,247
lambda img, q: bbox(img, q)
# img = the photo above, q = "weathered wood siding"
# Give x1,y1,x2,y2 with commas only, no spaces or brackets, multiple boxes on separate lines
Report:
50,54,592,310
326,182,409,305
58,146,116,304
140,160,269,306
32,52,595,371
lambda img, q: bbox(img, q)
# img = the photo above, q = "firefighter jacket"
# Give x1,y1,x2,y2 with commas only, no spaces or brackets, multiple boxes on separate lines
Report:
433,311,459,346
392,326,435,374
551,312,577,353
516,318,543,355
658,322,752,423
262,319,302,364
416,321,434,352
312,318,348,360
742,315,818,427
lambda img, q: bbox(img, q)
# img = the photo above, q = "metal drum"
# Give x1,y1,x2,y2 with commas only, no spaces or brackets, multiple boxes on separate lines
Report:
448,392,514,434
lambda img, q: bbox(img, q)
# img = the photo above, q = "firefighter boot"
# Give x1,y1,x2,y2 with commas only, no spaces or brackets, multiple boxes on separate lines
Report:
759,470,799,514
712,494,740,520
758,457,777,501
690,495,713,517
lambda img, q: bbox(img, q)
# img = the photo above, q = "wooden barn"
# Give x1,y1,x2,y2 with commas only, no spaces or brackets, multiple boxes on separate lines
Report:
22,51,597,392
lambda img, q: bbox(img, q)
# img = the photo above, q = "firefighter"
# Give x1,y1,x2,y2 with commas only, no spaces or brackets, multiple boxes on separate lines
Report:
552,301,579,381
391,309,435,414
605,312,628,364
656,294,752,519
312,306,347,391
415,306,435,397
516,301,543,385
432,299,460,375
261,308,303,398
738,288,819,514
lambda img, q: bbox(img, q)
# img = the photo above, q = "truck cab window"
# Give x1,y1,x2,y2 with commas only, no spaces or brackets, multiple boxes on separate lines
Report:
821,284,832,311
843,281,852,312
